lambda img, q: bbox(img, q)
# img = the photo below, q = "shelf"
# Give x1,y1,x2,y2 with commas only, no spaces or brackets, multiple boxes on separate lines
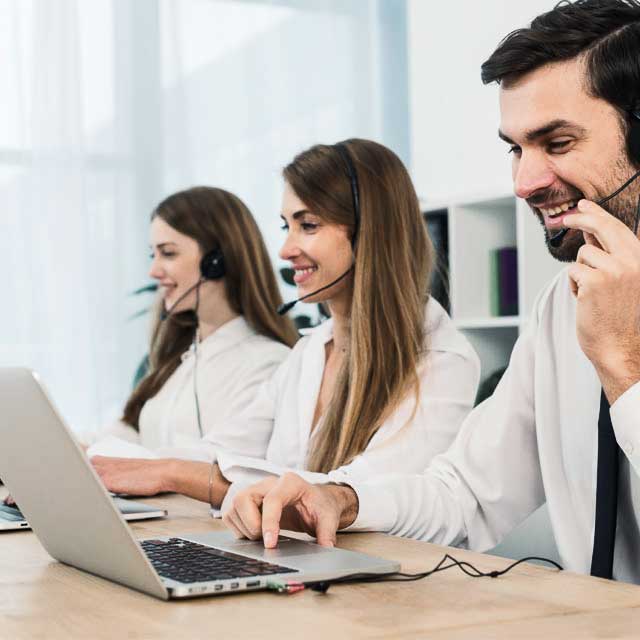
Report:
421,192,562,381
455,316,521,330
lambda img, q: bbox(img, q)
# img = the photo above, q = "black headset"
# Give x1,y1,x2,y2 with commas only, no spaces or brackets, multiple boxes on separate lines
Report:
160,246,226,321
334,142,361,247
276,142,361,315
550,107,640,247
199,247,226,280
628,107,640,165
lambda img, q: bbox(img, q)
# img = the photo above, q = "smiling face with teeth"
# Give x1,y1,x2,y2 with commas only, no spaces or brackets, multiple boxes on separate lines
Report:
279,181,354,310
499,57,639,262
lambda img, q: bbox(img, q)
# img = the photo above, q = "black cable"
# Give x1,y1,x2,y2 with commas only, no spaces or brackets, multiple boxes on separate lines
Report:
276,267,354,315
160,279,203,321
598,169,640,206
550,169,640,247
304,554,563,594
192,282,204,439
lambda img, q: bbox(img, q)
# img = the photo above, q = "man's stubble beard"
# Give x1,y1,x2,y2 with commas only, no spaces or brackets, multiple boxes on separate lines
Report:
534,155,640,263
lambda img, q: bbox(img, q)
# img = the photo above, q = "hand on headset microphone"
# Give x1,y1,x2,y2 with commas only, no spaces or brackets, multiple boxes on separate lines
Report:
548,168,640,248
159,279,204,321
277,267,354,315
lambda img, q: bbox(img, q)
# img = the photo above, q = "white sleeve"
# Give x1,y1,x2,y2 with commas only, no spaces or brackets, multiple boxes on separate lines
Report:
202,343,288,435
326,348,480,481
344,306,546,552
217,346,480,513
81,419,140,446
154,343,288,463
611,381,640,472
193,354,284,463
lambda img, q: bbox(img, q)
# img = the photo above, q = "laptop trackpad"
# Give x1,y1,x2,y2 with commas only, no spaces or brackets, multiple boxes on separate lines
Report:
178,530,395,575
256,539,329,558
181,531,332,560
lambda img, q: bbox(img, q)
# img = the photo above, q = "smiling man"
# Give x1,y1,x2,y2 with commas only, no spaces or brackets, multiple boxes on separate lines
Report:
496,37,640,267
221,0,640,582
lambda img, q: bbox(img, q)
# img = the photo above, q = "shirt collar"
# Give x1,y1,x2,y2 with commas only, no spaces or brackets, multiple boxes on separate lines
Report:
182,316,256,362
300,317,334,346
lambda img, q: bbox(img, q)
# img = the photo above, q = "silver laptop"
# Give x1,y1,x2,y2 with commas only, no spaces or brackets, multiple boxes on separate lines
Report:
0,496,167,531
0,368,399,600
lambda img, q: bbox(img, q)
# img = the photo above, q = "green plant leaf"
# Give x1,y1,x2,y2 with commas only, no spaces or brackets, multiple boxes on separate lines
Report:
131,283,158,295
279,267,295,286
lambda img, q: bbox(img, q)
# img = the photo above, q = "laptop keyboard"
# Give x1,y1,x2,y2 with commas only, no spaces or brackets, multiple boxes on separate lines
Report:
0,504,24,521
141,538,299,584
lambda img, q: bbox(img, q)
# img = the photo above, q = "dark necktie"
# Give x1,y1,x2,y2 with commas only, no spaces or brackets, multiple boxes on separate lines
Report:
590,389,620,579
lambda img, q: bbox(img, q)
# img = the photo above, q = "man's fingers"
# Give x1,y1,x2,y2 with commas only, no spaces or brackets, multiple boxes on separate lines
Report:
261,474,305,548
227,475,337,550
225,477,277,544
261,497,284,548
583,230,600,247
233,492,265,540
576,243,610,270
563,199,632,254
223,508,254,540
313,511,338,547
568,262,597,295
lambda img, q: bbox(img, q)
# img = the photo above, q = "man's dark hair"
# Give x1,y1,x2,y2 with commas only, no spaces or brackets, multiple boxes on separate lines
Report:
481,0,640,161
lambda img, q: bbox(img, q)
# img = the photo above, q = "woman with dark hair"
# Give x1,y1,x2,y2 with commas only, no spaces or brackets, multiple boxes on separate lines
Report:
86,186,298,459
92,140,479,510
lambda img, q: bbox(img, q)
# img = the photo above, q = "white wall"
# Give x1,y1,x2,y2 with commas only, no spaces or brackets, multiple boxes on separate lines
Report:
407,0,554,204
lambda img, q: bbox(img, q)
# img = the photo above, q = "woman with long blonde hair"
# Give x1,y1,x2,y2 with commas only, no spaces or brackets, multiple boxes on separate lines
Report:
85,186,297,459
92,141,479,512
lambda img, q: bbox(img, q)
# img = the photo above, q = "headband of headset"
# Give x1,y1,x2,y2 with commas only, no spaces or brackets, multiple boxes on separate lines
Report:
627,106,640,164
334,142,361,247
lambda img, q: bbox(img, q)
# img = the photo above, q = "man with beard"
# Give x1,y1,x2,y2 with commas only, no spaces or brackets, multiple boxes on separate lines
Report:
222,0,640,583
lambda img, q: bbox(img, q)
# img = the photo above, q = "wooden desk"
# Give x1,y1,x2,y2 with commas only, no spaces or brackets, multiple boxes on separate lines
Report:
1,493,639,639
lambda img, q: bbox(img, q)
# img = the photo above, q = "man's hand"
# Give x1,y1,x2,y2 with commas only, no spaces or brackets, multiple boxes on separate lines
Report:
222,472,359,548
91,456,176,496
564,199,640,403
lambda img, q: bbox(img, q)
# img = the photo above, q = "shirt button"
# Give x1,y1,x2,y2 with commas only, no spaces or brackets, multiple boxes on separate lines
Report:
624,442,635,455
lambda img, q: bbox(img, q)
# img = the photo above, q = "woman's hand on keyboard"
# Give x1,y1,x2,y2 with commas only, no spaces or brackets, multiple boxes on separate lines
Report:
90,456,176,496
3,494,16,507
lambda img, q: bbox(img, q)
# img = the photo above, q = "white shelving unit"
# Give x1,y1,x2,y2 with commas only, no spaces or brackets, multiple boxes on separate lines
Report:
426,193,562,382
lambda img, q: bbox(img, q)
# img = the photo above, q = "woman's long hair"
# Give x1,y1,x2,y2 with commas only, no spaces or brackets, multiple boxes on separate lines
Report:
284,139,434,473
122,186,298,429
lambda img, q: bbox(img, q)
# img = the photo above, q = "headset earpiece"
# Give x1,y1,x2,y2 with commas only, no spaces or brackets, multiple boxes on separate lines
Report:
199,248,226,280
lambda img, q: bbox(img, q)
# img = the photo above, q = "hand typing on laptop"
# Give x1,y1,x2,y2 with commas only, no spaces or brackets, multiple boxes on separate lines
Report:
91,456,176,496
222,473,359,548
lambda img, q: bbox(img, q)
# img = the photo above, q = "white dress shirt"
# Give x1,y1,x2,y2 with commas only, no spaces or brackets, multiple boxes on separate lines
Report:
87,317,290,461
346,270,640,583
213,298,480,513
